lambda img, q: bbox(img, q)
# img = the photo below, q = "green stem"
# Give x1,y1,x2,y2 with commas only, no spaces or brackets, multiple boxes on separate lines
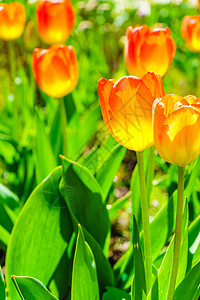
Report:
7,41,16,81
59,98,68,157
146,146,155,204
136,151,152,296
167,166,185,300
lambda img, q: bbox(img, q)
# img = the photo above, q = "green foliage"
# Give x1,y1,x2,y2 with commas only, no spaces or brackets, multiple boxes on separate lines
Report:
71,225,99,300
12,276,58,300
0,1,200,300
0,266,5,300
6,167,73,300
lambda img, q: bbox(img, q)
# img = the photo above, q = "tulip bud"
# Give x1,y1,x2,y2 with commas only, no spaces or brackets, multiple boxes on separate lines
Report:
181,15,200,52
98,72,165,151
24,21,40,51
0,2,26,40
153,94,200,167
32,44,78,98
36,0,75,45
125,25,176,78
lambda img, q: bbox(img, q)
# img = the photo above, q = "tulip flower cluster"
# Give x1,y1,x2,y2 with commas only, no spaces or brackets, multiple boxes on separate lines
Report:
98,19,200,300
33,0,78,98
0,0,78,99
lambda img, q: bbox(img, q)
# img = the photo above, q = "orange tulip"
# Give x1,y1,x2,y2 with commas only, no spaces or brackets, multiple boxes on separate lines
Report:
32,44,78,98
125,25,176,78
153,94,200,167
181,16,200,52
36,0,75,45
98,72,165,151
0,3,26,40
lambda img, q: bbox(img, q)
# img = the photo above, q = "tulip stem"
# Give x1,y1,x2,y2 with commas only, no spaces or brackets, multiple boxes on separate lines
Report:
146,146,155,204
136,150,152,296
60,97,68,157
167,166,185,300
7,41,16,81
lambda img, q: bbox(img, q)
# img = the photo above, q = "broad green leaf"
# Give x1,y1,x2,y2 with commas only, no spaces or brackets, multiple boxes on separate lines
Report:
35,112,57,184
6,167,73,300
68,103,100,160
187,215,200,272
60,157,114,291
48,233,76,299
102,287,131,300
79,135,126,201
0,183,19,209
12,276,58,300
0,266,5,300
96,144,126,201
0,223,10,250
174,261,200,300
72,225,99,300
149,201,188,300
132,215,146,300
60,156,109,250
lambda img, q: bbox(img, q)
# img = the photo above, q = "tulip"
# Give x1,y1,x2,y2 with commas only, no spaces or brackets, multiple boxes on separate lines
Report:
181,16,200,52
36,0,75,45
98,72,165,152
0,3,26,40
32,44,78,98
125,25,176,77
24,21,40,51
153,94,200,167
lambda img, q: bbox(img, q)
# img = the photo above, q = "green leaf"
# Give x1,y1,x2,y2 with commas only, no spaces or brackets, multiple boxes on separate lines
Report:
72,225,99,300
12,276,58,300
0,266,5,300
6,167,73,300
174,261,200,300
0,183,19,209
132,215,146,300
187,215,200,272
68,103,100,160
102,287,131,300
60,156,109,250
35,112,57,184
79,135,126,201
0,223,10,250
60,157,114,291
95,144,126,201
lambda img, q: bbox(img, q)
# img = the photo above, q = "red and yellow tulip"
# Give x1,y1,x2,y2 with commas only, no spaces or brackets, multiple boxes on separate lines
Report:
32,44,78,98
181,16,200,52
0,2,26,40
153,94,200,167
125,25,176,78
36,0,75,45
98,72,165,151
